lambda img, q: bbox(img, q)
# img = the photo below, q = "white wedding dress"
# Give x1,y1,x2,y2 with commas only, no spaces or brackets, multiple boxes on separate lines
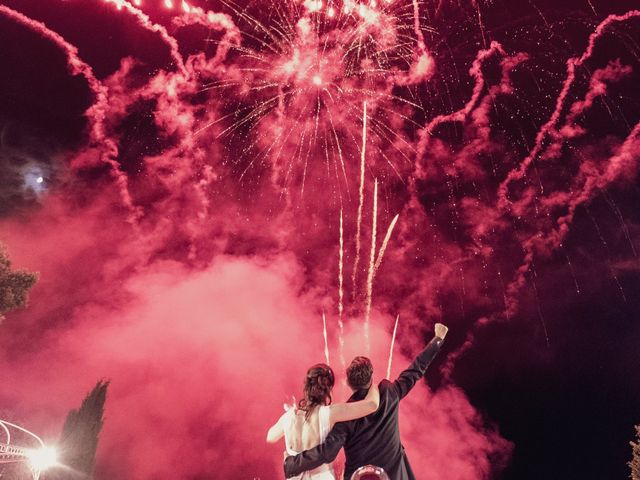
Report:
284,405,336,480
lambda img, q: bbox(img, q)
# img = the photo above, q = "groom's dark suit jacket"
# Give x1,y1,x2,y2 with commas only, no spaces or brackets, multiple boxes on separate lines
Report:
284,336,443,480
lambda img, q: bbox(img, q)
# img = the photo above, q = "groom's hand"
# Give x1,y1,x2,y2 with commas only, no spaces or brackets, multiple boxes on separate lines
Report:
435,323,448,340
283,455,295,478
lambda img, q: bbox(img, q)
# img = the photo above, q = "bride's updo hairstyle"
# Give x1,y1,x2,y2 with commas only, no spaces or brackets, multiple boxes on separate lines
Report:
298,363,335,419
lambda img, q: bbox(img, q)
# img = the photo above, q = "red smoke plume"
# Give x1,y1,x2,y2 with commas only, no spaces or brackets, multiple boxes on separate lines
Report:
1,1,639,479
0,200,510,478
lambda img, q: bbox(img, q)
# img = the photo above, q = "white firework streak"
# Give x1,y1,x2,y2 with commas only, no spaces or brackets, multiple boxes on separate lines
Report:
352,101,368,299
338,209,346,367
322,310,330,365
363,179,378,352
375,214,400,272
386,314,400,379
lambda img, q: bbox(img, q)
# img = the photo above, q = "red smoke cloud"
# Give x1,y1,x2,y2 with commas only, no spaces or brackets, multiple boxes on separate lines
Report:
0,199,510,478
1,1,639,479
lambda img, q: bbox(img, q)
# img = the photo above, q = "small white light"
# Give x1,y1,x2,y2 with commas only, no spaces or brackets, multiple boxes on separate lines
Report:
36,176,44,184
26,446,58,471
312,75,322,86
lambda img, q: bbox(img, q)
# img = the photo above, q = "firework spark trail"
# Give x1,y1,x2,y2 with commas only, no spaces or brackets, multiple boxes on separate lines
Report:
172,7,241,65
419,17,634,327
415,41,507,169
475,2,488,48
104,0,187,76
0,4,139,220
386,314,400,379
424,41,506,131
395,0,437,88
97,3,243,244
328,113,350,192
375,214,400,272
412,0,427,50
322,310,330,365
363,179,378,353
560,60,632,135
411,44,528,333
178,0,431,193
121,67,215,232
530,270,550,347
12,0,638,387
352,101,368,299
495,14,639,317
583,205,630,301
552,120,640,245
451,83,639,362
416,27,633,367
338,209,346,368
603,192,638,258
497,10,640,211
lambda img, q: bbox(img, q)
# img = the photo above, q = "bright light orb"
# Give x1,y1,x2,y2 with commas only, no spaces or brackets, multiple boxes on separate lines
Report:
312,75,322,86
26,446,58,471
304,0,323,13
24,169,47,193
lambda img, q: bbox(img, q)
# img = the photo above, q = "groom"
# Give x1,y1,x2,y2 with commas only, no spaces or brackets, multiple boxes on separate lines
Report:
284,322,448,480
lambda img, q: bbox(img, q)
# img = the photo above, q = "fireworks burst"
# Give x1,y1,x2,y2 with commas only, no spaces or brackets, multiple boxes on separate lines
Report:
193,0,436,198
3,0,639,348
2,0,640,478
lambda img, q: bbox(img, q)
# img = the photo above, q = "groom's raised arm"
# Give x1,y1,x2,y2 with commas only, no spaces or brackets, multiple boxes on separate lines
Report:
283,421,350,478
392,323,448,400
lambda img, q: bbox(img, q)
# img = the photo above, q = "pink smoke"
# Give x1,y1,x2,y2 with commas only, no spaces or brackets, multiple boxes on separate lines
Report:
0,198,510,478
1,2,639,479
0,5,136,218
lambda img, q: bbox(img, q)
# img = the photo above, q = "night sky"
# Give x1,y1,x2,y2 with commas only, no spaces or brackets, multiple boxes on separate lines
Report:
0,0,639,479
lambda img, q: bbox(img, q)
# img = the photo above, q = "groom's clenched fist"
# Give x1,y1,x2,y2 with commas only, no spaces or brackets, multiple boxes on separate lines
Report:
435,323,448,340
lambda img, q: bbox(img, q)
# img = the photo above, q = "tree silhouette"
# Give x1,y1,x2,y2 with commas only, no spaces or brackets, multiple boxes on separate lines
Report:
631,424,640,480
0,244,37,322
55,380,109,478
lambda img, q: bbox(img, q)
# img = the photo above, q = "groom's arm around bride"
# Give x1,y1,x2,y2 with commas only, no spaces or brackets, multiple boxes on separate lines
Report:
284,322,448,479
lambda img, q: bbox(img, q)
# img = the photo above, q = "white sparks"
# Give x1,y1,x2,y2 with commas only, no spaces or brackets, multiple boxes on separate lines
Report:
386,314,400,379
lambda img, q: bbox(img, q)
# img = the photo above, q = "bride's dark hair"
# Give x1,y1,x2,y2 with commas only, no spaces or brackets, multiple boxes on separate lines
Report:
298,363,335,420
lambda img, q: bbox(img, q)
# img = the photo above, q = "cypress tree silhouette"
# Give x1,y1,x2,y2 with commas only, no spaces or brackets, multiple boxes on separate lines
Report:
55,380,109,478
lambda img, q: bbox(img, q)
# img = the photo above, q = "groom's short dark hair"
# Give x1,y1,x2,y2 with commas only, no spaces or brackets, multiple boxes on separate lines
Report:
347,356,373,390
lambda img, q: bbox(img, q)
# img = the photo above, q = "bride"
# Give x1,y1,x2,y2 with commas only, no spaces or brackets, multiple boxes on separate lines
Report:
267,363,380,479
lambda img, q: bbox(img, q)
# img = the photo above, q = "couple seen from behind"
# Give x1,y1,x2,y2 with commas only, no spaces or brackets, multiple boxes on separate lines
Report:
267,323,449,480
